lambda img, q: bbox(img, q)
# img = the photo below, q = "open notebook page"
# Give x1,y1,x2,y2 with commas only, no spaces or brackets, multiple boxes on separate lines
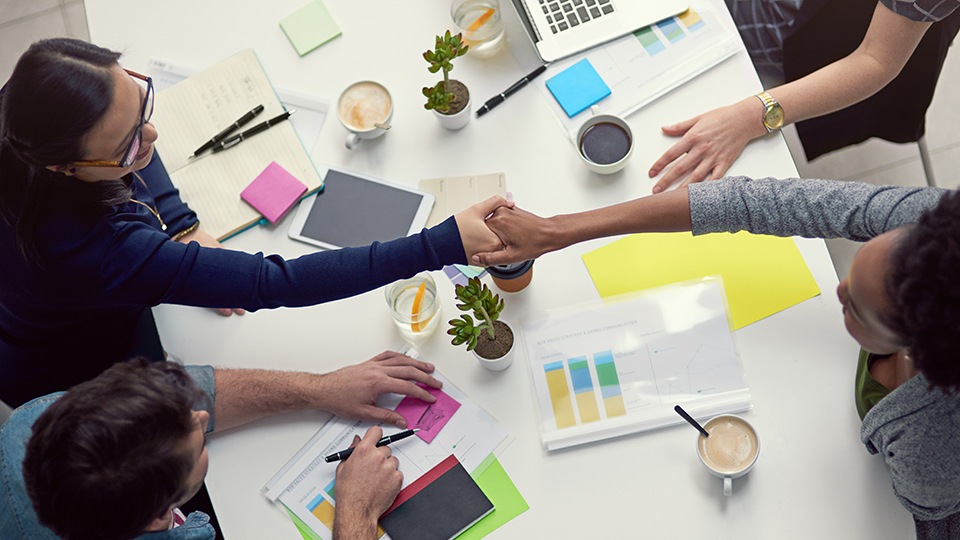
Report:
151,49,321,239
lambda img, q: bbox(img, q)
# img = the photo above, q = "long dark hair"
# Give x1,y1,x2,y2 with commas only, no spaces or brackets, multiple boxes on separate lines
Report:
0,38,134,264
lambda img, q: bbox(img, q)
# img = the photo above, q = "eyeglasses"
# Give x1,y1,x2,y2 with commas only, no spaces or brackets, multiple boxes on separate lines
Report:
72,69,154,169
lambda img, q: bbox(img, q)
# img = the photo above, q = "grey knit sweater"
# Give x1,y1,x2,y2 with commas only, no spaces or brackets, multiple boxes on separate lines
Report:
689,177,959,540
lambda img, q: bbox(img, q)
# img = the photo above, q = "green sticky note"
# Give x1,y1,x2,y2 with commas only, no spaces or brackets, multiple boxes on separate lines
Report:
280,0,342,57
284,505,323,540
458,458,529,540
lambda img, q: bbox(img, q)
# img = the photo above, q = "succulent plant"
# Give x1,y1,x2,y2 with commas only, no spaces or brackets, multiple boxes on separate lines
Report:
447,277,505,351
422,30,469,112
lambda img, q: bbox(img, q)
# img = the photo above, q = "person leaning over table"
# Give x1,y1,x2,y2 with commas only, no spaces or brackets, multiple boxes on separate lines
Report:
647,0,960,193
0,37,514,408
474,177,960,539
0,356,427,540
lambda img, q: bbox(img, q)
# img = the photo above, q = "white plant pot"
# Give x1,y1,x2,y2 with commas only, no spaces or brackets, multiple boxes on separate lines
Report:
471,323,515,371
433,96,471,130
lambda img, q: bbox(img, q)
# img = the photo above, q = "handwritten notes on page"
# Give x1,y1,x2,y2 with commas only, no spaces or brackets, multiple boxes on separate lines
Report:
151,49,322,240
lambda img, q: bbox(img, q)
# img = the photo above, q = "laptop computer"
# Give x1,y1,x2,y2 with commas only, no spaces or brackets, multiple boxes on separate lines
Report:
511,0,689,62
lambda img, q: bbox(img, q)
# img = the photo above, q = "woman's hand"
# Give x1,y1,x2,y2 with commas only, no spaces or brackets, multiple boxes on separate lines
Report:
648,98,765,194
175,226,246,317
472,206,555,266
454,196,514,264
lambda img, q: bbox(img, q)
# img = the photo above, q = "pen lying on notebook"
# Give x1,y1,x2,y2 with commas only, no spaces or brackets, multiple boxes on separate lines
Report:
211,109,295,154
190,104,264,157
324,428,420,463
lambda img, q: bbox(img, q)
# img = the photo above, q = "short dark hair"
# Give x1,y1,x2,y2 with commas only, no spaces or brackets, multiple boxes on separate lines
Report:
22,358,209,540
889,190,960,391
0,38,133,264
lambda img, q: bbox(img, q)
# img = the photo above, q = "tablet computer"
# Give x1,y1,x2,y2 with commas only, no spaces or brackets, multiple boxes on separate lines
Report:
288,165,435,250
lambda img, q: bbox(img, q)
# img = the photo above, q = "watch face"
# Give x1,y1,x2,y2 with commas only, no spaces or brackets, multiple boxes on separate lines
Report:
765,106,784,130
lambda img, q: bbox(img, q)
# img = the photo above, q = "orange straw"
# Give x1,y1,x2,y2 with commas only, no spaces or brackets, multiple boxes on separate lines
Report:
411,281,427,332
463,8,496,46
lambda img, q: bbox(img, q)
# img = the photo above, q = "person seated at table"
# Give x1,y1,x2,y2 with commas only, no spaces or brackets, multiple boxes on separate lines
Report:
474,177,960,539
647,0,960,193
0,37,514,408
0,353,434,540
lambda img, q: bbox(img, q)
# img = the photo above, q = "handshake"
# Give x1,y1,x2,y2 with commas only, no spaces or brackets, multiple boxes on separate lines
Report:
454,196,558,268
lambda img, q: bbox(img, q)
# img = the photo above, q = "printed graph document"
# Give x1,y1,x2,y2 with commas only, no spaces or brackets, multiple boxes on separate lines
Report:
533,0,741,139
151,49,322,240
522,278,752,450
262,358,509,540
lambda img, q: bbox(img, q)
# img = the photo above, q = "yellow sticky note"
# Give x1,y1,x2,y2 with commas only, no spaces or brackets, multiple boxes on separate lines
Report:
581,232,821,330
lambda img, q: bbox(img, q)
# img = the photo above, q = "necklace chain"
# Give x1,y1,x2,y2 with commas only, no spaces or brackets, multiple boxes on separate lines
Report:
130,172,166,231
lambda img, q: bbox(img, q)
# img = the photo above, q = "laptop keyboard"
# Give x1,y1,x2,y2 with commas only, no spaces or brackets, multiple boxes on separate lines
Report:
539,0,615,33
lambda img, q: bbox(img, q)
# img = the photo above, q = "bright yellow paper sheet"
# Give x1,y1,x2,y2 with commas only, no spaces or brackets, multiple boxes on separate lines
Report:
581,231,821,330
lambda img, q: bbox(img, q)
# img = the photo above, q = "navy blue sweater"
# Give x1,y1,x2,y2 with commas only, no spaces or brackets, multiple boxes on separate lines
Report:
0,154,466,406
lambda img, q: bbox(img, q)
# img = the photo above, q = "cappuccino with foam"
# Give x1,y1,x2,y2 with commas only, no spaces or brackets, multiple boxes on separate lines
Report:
698,416,758,474
337,82,391,131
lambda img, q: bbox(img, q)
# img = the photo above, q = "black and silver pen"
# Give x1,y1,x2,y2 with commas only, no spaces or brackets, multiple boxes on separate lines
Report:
324,428,420,463
211,109,295,154
190,104,264,157
476,65,547,118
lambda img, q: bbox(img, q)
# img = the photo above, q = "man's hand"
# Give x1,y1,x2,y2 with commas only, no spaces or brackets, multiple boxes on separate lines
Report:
176,226,246,317
333,427,402,540
319,352,442,428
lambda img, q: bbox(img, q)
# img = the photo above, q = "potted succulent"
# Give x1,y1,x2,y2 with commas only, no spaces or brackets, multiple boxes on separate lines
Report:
423,30,471,130
448,277,515,371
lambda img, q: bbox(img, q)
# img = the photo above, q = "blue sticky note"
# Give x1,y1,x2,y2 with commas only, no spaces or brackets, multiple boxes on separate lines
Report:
545,59,611,117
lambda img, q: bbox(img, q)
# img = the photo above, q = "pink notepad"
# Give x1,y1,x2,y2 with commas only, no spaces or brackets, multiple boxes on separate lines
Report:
240,161,308,223
395,383,461,443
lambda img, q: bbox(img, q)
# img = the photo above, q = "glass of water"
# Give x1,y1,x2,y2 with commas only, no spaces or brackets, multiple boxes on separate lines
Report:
385,273,442,343
451,0,505,58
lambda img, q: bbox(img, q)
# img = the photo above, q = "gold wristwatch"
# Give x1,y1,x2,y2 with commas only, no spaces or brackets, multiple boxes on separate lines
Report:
756,92,784,133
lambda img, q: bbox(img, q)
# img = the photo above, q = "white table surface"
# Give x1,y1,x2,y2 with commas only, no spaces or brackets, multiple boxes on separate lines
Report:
87,1,913,538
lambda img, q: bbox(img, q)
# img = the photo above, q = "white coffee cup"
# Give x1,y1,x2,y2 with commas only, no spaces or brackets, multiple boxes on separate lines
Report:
576,105,634,174
337,81,393,150
696,414,760,496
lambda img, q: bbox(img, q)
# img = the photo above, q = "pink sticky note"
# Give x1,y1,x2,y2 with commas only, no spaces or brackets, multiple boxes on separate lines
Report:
240,161,308,223
395,383,461,443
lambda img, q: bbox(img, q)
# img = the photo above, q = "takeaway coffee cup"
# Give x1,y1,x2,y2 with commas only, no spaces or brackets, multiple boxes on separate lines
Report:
337,81,393,150
576,105,634,174
696,414,760,496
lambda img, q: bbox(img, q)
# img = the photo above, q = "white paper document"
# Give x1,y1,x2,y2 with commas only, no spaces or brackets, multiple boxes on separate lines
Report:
534,0,742,139
262,366,509,540
522,278,752,450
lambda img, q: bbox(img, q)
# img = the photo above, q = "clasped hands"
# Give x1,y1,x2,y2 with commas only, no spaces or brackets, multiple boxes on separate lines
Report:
455,196,562,269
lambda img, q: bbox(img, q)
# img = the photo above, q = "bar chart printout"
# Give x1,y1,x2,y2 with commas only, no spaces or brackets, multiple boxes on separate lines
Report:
544,361,576,429
523,279,752,450
594,350,626,418
569,357,601,424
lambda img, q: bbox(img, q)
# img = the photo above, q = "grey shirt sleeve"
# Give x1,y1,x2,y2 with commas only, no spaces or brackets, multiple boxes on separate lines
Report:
880,0,960,23
688,176,947,241
184,364,216,434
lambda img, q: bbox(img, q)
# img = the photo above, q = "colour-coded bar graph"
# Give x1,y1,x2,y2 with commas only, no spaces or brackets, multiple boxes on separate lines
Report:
568,357,601,424
679,8,705,31
656,18,686,43
593,350,626,418
545,361,577,429
308,495,336,531
634,26,665,55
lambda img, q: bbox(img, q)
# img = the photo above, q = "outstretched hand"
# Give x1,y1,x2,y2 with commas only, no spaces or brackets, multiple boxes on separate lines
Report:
472,206,555,267
455,196,514,263
318,351,442,428
648,99,762,194
334,427,402,540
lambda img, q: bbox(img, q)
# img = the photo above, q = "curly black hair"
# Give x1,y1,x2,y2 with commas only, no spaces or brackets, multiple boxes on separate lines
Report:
889,190,960,391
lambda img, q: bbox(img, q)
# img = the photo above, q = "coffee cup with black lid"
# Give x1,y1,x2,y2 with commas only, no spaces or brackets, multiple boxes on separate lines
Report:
576,105,634,174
